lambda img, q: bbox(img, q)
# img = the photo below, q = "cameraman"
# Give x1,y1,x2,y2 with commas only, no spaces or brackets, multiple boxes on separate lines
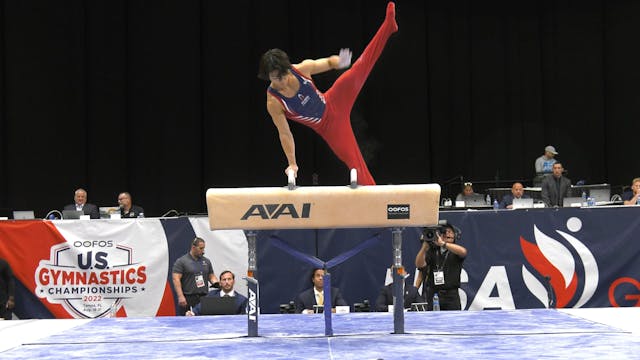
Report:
414,223,467,310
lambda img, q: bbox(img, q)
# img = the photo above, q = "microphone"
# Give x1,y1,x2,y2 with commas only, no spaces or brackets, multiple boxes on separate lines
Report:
161,209,179,217
44,210,62,220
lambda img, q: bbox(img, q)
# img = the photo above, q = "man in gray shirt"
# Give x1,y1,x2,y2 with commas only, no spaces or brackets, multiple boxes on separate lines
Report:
535,145,558,174
534,145,559,187
172,237,219,315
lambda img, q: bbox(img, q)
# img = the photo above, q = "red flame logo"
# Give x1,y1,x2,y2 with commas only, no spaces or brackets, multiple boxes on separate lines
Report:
520,236,578,308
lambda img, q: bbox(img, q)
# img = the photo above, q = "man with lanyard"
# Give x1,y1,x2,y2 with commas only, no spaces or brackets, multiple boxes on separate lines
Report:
172,237,219,315
415,223,467,310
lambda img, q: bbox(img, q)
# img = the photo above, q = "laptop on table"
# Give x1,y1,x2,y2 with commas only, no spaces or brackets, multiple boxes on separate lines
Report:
99,206,120,219
512,198,534,209
462,194,490,208
12,210,35,220
62,210,84,219
199,296,237,315
589,189,611,203
562,197,584,207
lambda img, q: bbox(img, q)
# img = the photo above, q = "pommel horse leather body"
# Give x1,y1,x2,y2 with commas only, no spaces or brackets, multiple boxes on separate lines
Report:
206,184,441,230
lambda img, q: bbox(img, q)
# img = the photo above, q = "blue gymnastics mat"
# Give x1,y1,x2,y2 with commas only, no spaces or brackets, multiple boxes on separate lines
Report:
1,308,639,359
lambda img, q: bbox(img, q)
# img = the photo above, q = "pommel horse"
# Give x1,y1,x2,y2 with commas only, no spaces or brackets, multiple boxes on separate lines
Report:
206,169,441,336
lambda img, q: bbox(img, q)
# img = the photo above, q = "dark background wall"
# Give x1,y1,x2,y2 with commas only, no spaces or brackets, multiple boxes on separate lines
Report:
1,0,639,218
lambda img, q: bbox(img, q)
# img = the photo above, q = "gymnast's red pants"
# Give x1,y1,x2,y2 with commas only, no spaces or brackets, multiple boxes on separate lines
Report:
312,6,397,186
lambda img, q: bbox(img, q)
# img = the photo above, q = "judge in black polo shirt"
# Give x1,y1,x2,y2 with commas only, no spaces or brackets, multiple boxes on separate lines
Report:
117,192,145,218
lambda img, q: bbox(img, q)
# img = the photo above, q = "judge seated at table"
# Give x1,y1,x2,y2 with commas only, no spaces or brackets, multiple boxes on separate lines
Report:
499,182,531,209
294,268,348,314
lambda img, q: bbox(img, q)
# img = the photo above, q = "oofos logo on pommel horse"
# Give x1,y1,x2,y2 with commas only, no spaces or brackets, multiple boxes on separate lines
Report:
240,203,312,220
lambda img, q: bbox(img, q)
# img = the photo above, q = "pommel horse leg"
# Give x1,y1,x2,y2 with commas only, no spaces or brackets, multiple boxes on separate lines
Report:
391,227,405,334
245,231,259,337
322,270,333,336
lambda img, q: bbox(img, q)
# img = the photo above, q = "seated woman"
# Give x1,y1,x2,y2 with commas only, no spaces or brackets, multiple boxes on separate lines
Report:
455,183,476,202
455,182,489,207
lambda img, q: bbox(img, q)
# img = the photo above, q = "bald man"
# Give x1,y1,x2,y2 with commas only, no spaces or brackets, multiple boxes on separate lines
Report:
499,182,531,209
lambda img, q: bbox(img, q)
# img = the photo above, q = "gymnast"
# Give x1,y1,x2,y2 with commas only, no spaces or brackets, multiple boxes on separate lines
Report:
257,2,398,186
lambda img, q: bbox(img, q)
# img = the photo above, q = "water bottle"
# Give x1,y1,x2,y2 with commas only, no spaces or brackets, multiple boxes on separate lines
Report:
432,292,440,311
485,194,491,205
587,196,595,207
581,191,587,206
493,199,499,210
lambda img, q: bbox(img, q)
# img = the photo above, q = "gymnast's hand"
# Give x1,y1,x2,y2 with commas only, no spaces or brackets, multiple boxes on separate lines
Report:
337,48,352,69
285,164,298,179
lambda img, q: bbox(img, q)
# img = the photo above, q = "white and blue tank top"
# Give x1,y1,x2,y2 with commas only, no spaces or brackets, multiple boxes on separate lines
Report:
267,67,326,126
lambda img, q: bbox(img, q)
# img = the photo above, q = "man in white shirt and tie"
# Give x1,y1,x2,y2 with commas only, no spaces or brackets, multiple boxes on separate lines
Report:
294,268,348,314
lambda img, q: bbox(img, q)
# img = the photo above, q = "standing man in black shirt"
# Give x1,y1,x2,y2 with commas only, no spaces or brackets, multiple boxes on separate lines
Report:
541,162,572,207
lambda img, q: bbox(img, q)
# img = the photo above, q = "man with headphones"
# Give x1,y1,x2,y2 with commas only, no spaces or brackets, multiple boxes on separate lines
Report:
415,223,468,310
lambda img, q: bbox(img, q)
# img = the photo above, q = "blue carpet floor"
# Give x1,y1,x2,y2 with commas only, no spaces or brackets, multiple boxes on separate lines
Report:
1,309,639,359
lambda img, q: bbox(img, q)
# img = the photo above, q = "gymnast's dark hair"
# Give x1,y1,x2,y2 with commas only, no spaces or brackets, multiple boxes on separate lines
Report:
257,48,292,80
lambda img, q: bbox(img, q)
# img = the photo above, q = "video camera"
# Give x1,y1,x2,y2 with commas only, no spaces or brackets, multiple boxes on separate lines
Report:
420,220,459,244
420,225,447,244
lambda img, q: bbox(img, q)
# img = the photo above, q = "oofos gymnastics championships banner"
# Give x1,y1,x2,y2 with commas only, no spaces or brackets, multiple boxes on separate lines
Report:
0,217,247,319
